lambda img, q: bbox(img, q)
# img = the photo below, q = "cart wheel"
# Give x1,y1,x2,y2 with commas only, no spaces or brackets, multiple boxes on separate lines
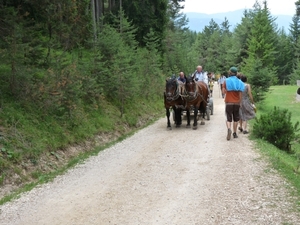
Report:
206,107,210,120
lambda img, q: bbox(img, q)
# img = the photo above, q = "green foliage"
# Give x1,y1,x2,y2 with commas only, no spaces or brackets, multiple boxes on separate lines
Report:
241,3,278,92
163,10,194,73
0,148,16,160
253,107,300,152
96,20,140,116
121,0,168,51
289,60,300,85
274,30,293,84
242,59,273,102
245,3,277,69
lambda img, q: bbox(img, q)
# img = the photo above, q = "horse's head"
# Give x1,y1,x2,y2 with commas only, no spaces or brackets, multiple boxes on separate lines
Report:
185,75,197,97
165,77,179,101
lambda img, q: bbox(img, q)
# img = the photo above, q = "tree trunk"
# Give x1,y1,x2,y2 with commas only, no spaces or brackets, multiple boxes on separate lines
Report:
10,29,17,96
108,0,117,11
91,0,97,40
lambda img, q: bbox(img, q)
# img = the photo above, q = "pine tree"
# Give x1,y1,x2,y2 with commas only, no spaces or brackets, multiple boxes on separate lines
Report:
119,0,168,51
234,9,254,65
96,12,140,117
288,8,300,84
242,1,277,100
274,29,293,84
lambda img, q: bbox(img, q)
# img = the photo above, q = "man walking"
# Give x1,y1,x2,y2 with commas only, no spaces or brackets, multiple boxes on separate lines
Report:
222,67,245,140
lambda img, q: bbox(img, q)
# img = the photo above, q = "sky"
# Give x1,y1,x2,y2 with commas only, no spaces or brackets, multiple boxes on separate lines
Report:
181,0,297,16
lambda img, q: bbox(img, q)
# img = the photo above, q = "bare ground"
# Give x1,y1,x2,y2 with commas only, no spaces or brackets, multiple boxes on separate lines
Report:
0,85,299,225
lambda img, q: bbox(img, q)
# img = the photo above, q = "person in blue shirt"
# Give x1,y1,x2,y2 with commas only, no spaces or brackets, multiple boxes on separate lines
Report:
177,71,186,94
177,71,186,83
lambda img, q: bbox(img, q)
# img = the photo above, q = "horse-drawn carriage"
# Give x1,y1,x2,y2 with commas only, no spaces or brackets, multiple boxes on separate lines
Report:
164,75,214,130
172,97,213,122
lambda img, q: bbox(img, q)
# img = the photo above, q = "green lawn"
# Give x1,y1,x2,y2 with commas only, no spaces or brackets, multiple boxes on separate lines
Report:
258,85,300,153
259,85,300,126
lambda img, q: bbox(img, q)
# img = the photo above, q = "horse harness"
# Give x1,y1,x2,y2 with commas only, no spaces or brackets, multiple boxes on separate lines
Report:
183,79,208,105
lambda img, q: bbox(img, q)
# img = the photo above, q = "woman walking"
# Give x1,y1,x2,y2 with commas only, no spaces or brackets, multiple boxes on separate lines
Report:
239,75,256,134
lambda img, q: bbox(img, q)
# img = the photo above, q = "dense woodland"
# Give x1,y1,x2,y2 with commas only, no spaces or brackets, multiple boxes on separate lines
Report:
1,0,300,185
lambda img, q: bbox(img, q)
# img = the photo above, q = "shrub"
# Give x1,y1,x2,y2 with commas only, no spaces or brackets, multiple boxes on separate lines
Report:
253,107,300,152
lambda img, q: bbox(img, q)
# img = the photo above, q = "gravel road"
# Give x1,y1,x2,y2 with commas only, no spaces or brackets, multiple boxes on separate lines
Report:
0,84,299,225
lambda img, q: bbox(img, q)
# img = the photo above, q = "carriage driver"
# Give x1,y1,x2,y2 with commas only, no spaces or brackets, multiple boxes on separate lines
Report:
192,65,208,85
192,65,209,100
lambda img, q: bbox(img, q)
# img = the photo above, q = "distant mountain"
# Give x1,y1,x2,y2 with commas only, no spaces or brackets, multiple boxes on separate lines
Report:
184,9,293,33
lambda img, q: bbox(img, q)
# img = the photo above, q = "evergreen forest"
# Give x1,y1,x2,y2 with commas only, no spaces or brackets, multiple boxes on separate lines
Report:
1,0,300,192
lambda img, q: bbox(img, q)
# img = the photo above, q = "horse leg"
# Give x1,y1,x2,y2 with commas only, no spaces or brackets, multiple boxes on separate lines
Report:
200,105,206,125
200,110,205,125
178,108,182,126
166,108,172,130
193,106,198,130
186,109,191,128
175,108,181,128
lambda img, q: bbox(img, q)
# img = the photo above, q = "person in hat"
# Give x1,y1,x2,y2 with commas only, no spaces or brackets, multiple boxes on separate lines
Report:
222,66,245,140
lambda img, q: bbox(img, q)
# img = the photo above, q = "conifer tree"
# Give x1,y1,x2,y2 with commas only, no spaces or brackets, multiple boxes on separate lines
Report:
274,29,293,84
96,12,140,117
234,10,254,65
242,1,277,100
288,7,300,84
119,0,168,51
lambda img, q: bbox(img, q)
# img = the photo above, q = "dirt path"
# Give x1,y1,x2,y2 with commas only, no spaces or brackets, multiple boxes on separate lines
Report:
0,84,299,225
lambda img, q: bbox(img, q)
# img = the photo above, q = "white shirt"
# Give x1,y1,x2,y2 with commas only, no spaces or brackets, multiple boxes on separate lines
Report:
218,76,226,84
194,71,208,85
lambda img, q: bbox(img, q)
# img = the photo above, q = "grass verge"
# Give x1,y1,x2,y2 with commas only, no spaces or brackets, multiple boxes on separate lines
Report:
252,85,300,210
0,95,164,205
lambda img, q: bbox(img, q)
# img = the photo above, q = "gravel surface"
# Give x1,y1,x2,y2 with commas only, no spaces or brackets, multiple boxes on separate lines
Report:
0,84,299,225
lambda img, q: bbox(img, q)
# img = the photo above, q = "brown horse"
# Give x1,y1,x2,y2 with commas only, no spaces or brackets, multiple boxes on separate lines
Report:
164,77,186,129
184,75,209,129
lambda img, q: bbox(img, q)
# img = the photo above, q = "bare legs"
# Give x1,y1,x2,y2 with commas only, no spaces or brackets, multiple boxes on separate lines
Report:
226,121,238,133
233,121,238,133
243,121,247,131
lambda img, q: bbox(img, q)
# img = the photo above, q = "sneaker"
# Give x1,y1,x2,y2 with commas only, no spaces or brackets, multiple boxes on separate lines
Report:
227,129,232,140
238,127,243,132
233,132,238,138
243,130,249,134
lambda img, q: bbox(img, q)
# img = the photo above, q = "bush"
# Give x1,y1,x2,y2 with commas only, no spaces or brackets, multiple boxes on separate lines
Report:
253,107,300,152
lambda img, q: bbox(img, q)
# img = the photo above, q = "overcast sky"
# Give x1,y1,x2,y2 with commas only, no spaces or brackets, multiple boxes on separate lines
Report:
181,0,297,16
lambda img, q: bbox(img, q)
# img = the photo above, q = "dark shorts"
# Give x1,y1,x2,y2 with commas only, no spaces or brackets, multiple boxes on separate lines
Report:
225,103,240,122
